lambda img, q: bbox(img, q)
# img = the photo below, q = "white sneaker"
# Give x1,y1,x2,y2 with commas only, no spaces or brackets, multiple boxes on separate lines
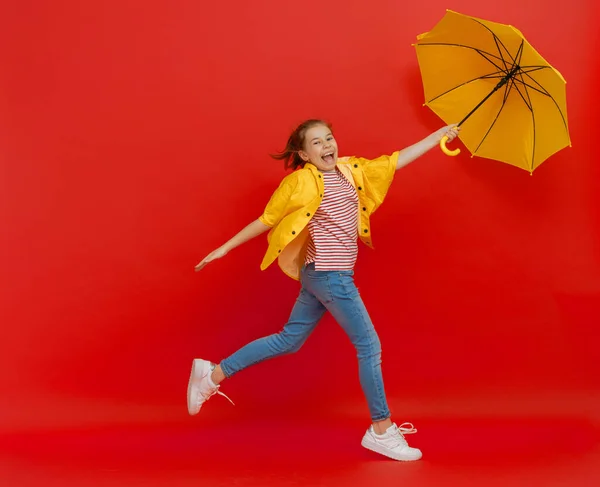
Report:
361,422,422,461
187,358,234,415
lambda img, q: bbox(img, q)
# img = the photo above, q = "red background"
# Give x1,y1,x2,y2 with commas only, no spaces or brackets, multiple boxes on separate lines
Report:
1,0,599,484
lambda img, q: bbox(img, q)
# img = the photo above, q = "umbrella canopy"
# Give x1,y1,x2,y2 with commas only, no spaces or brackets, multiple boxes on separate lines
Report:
414,10,571,173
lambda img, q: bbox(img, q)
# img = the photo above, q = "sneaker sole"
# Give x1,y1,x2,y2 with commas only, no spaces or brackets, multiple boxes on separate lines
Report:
187,358,208,415
361,436,422,462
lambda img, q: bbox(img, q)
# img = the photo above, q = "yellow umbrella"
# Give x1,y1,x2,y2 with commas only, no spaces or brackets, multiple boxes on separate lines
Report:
413,10,571,173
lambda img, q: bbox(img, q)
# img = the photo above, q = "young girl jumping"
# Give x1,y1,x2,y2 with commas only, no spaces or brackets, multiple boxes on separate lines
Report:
189,119,459,461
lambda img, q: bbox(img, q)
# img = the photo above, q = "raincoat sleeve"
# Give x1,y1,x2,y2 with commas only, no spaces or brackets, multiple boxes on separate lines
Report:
348,151,400,202
258,173,299,228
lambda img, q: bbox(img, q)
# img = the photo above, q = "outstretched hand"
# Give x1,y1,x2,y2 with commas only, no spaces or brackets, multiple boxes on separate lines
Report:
434,124,460,142
194,246,228,272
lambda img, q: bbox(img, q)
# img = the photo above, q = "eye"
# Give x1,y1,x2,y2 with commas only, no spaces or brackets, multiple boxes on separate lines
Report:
326,136,333,141
313,140,321,145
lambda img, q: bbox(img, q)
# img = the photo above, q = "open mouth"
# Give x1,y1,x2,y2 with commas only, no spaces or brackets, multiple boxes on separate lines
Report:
321,151,335,164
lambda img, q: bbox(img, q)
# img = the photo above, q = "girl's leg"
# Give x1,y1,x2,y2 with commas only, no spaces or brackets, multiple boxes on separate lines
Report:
217,285,326,380
302,267,391,429
187,279,326,416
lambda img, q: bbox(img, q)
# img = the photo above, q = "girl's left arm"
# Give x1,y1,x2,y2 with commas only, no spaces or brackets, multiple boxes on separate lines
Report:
395,125,460,171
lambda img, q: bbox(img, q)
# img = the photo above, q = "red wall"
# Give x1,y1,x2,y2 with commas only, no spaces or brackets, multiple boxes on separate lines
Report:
1,0,599,430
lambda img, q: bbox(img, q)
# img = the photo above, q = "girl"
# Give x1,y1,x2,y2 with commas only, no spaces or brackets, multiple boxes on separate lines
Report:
189,119,459,461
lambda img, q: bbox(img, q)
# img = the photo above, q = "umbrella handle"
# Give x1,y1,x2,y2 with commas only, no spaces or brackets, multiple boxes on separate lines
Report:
440,135,460,156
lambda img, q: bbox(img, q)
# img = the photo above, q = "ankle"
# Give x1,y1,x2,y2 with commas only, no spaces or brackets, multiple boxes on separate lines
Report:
210,364,226,385
373,418,393,435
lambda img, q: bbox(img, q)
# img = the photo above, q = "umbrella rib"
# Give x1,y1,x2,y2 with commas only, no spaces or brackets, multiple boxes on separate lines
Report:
518,70,569,134
510,78,534,111
514,71,537,171
477,51,508,73
493,36,510,72
512,78,550,97
519,66,550,72
473,79,513,155
515,40,525,68
416,43,508,72
503,79,513,104
425,69,508,104
470,19,517,69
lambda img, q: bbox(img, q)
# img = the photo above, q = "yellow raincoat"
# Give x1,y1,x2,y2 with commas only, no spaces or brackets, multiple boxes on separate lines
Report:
259,152,399,280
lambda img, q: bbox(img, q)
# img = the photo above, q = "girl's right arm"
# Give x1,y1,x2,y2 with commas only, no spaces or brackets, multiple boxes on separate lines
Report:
194,219,271,272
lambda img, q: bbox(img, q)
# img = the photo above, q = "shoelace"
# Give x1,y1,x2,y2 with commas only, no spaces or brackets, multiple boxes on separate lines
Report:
199,386,235,406
385,423,417,449
397,422,417,435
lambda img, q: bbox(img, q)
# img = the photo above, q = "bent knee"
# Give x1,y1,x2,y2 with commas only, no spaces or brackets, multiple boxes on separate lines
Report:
355,332,381,359
272,333,305,355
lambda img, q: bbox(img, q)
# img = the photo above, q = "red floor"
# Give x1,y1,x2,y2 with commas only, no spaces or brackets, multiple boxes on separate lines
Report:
2,392,599,487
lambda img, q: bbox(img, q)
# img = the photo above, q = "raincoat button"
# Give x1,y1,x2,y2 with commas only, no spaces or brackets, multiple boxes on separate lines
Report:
306,213,311,216
363,229,368,233
318,174,322,178
354,164,358,168
362,207,366,211
358,186,362,190
292,231,296,235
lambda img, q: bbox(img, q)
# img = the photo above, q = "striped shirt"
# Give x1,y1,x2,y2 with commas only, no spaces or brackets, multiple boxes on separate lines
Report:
305,168,359,270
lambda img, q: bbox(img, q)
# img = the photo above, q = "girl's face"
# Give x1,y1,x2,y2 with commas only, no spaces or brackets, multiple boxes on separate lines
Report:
299,124,338,172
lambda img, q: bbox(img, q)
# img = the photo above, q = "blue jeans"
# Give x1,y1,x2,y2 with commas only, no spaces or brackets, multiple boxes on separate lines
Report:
220,263,391,421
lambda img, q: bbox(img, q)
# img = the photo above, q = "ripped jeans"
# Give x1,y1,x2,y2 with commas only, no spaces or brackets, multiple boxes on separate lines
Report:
220,263,391,421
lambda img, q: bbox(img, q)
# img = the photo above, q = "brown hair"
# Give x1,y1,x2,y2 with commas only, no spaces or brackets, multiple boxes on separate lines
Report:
271,119,332,170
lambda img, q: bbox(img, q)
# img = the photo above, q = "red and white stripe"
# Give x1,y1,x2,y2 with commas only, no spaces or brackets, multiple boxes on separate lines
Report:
305,169,358,271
